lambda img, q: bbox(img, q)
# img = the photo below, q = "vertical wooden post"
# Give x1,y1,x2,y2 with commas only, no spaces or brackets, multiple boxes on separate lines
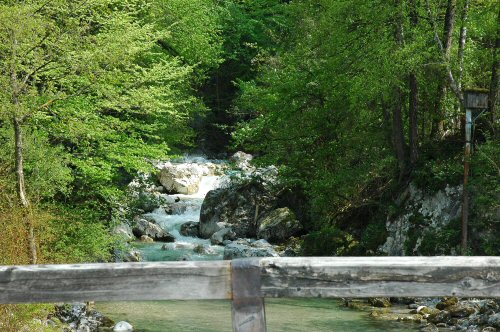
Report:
461,108,471,254
231,259,267,332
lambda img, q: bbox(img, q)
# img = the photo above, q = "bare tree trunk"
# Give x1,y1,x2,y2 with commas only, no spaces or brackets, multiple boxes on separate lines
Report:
13,116,37,264
432,0,457,139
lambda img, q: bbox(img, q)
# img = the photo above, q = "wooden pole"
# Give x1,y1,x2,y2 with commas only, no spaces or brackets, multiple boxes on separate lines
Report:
461,108,472,254
231,259,267,332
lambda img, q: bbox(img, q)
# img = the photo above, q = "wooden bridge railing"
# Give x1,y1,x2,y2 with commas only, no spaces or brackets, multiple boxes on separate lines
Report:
1,256,499,331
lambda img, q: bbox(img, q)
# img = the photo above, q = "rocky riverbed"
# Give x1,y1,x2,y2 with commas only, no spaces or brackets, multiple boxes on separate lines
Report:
345,297,500,332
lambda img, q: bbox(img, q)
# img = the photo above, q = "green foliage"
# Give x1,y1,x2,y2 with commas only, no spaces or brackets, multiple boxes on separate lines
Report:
302,226,358,256
359,219,388,254
41,204,116,263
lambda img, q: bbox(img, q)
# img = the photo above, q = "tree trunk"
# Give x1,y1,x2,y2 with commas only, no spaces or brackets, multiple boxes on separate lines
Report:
432,0,457,139
489,7,500,130
13,116,37,264
409,73,419,165
408,0,419,165
393,91,408,181
457,0,469,90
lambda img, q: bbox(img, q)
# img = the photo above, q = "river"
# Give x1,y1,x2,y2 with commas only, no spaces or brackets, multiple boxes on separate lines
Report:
96,160,418,331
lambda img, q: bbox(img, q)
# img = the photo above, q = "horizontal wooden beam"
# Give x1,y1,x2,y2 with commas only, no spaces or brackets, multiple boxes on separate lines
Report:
0,261,232,304
0,257,499,304
259,256,500,298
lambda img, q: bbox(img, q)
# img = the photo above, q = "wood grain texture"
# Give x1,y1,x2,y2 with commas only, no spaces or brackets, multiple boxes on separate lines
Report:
0,261,232,304
0,257,499,304
259,257,500,298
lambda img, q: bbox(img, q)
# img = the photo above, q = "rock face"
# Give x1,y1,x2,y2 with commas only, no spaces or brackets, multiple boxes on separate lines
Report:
257,207,302,243
159,162,204,194
199,167,281,239
380,183,462,255
223,239,279,259
132,217,175,242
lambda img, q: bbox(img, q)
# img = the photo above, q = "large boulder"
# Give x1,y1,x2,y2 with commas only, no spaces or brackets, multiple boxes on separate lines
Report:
230,151,254,172
257,207,302,243
132,218,175,242
199,173,279,239
159,162,204,195
223,239,279,260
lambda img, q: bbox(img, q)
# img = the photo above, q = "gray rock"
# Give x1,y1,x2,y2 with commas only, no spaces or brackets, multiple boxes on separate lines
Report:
113,321,133,332
140,235,154,243
122,249,141,262
223,239,279,259
180,221,199,237
132,218,174,242
257,207,302,243
368,298,391,308
380,183,462,255
482,327,497,332
200,172,280,239
159,162,203,194
420,323,439,332
428,310,451,324
210,227,236,245
488,313,500,328
449,304,476,318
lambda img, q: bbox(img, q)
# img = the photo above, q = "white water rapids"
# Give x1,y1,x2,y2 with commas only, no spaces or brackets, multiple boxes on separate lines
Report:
136,173,224,261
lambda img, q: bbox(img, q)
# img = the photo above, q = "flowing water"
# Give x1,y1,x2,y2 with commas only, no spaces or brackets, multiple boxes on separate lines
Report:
97,160,418,331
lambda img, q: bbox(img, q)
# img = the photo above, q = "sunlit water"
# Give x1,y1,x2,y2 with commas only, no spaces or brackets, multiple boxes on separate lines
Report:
97,160,418,331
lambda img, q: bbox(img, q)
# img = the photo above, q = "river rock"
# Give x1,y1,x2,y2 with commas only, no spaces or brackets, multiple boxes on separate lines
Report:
257,207,302,243
488,313,500,328
428,310,451,324
132,218,175,242
223,239,279,259
140,235,154,243
121,249,141,262
368,298,392,308
159,162,204,194
449,304,476,318
210,227,236,245
113,321,133,332
436,297,459,310
180,221,199,237
199,168,280,239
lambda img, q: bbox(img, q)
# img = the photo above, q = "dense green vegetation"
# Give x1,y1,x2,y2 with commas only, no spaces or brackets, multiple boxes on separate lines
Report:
0,0,498,328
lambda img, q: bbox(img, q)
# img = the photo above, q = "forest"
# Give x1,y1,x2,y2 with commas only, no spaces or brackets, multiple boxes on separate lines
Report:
0,0,498,330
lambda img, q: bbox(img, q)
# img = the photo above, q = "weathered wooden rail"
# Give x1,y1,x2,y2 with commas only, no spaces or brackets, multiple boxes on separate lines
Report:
1,256,499,331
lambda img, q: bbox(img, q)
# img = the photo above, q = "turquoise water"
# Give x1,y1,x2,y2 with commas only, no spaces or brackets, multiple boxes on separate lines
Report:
97,299,418,331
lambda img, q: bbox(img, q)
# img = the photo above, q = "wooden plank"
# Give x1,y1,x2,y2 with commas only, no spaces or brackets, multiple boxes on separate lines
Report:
231,259,267,332
0,261,232,304
259,256,500,298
